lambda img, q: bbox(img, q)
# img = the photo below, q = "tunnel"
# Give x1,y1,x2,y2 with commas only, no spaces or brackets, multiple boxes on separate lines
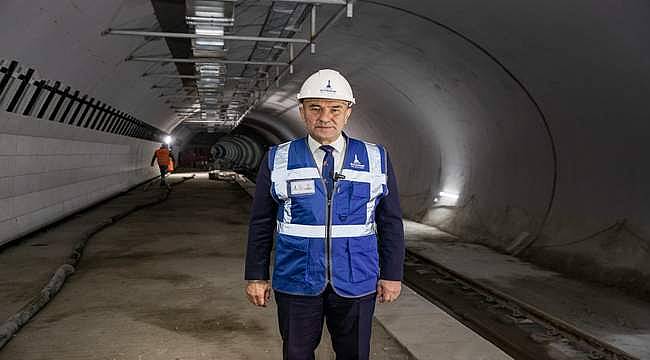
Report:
1,1,649,359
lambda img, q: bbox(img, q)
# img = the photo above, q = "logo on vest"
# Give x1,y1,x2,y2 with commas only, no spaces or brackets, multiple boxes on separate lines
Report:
350,154,365,169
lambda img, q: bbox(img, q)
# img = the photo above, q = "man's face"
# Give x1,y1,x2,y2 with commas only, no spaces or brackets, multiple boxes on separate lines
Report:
299,99,352,144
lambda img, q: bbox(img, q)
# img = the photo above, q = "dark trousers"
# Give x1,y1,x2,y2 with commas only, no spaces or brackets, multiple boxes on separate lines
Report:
158,165,168,185
275,285,376,360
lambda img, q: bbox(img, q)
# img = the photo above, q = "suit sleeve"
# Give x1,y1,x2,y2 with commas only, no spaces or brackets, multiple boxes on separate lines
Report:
375,152,405,281
244,151,278,280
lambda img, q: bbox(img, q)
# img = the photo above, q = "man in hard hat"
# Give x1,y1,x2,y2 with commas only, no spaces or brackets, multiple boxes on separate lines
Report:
245,69,405,359
150,143,175,187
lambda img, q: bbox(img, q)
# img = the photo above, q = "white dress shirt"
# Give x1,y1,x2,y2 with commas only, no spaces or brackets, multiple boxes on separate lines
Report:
307,134,346,175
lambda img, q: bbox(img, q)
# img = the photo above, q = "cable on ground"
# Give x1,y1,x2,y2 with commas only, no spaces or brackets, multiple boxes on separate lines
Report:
0,175,195,350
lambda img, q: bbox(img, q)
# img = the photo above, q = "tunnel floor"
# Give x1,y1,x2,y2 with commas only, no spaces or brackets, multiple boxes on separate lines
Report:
7,172,644,359
404,222,650,359
0,174,417,360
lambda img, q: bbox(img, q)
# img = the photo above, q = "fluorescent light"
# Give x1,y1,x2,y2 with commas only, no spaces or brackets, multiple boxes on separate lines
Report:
195,27,224,36
195,39,225,47
195,11,225,18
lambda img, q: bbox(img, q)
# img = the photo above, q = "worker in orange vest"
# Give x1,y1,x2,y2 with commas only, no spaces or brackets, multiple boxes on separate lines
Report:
151,143,175,186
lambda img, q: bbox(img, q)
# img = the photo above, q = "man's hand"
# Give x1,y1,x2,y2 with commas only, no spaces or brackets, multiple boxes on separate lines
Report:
246,280,271,307
377,280,401,303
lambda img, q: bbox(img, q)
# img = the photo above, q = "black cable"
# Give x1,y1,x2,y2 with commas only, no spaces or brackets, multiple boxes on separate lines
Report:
621,225,650,254
0,175,195,350
530,220,626,250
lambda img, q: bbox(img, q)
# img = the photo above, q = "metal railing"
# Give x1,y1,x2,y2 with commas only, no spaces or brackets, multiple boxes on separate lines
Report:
0,59,168,142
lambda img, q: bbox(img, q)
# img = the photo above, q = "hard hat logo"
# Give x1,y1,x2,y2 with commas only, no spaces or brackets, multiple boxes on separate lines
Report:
297,69,356,105
320,80,337,96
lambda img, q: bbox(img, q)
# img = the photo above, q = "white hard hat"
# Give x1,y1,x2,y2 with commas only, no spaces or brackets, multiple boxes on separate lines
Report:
297,69,356,105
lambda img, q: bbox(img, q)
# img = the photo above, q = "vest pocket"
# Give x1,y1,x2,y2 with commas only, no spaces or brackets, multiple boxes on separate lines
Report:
338,182,369,222
347,237,379,283
352,181,370,198
350,182,370,214
275,235,309,282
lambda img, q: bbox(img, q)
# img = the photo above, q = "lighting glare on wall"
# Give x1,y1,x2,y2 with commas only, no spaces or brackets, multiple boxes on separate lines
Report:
438,191,459,200
164,136,173,144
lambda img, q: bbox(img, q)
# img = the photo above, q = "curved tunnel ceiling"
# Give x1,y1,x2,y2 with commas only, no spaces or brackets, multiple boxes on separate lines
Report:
0,0,180,132
2,0,650,295
249,0,553,257
246,0,650,293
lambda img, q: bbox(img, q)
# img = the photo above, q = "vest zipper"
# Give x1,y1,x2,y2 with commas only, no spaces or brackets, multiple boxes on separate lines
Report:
326,198,332,282
305,137,349,288
326,184,337,283
315,174,332,285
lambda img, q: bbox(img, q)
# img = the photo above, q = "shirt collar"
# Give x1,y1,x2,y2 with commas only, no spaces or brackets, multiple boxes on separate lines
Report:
308,134,346,154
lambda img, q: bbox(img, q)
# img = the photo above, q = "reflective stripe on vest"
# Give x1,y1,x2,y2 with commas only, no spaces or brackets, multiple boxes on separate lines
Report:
277,222,376,238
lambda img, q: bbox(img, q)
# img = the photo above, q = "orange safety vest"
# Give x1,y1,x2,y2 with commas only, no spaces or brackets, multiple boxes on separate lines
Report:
154,148,171,166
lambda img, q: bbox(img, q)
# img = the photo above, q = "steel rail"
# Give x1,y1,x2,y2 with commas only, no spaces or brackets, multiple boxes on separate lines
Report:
404,250,639,360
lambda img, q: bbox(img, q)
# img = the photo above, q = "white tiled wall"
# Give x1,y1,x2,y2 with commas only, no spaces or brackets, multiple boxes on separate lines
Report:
0,112,160,246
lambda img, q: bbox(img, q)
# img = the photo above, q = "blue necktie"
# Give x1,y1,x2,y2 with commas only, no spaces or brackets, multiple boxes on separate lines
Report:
320,145,335,199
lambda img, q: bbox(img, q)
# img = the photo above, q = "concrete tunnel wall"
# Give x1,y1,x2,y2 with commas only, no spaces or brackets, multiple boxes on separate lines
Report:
0,112,159,246
1,1,649,296
244,1,650,296
0,0,179,132
0,0,174,246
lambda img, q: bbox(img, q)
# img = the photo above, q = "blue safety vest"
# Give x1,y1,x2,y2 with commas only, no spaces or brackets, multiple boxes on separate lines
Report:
268,136,389,297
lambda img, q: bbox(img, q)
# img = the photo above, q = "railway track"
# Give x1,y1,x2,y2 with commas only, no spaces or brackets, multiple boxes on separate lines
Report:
403,250,638,360
234,175,638,360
